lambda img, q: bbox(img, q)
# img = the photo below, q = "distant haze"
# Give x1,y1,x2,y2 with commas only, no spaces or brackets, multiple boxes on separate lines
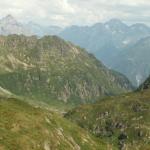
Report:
0,0,150,27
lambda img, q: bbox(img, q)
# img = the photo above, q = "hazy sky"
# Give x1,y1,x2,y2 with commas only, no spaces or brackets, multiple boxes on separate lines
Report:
0,0,150,26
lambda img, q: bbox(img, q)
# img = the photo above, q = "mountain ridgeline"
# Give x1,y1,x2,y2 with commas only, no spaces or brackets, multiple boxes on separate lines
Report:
60,19,150,64
0,35,132,106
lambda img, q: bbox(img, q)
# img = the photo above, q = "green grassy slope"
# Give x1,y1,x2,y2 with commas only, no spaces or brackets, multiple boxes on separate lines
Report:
0,35,132,106
65,89,150,150
0,96,117,150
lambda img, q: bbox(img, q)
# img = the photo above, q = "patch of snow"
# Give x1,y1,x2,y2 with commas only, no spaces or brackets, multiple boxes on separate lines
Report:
112,30,117,34
127,58,134,62
122,40,131,45
118,30,124,34
136,74,143,86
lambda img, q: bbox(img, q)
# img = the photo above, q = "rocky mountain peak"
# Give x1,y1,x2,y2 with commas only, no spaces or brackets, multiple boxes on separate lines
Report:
105,19,126,26
105,18,128,31
1,14,18,25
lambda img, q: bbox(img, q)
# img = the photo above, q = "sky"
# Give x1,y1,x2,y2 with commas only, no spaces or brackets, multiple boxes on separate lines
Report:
0,0,150,27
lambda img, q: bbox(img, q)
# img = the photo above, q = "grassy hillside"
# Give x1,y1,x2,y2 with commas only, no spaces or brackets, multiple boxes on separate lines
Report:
0,35,132,106
65,89,150,150
0,96,117,150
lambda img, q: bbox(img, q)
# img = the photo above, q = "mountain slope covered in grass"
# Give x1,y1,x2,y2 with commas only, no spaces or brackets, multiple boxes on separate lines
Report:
0,35,132,107
65,88,150,149
0,95,115,150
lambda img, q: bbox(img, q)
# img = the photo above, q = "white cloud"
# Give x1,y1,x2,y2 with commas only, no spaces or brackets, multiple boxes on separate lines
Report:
0,0,150,26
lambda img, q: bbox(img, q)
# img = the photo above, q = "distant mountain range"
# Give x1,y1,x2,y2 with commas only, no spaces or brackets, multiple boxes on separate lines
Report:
1,15,150,86
25,21,63,36
0,15,63,36
60,19,150,61
60,19,150,86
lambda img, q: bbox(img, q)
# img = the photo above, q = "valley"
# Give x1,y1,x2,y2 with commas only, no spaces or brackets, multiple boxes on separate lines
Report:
0,13,150,150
